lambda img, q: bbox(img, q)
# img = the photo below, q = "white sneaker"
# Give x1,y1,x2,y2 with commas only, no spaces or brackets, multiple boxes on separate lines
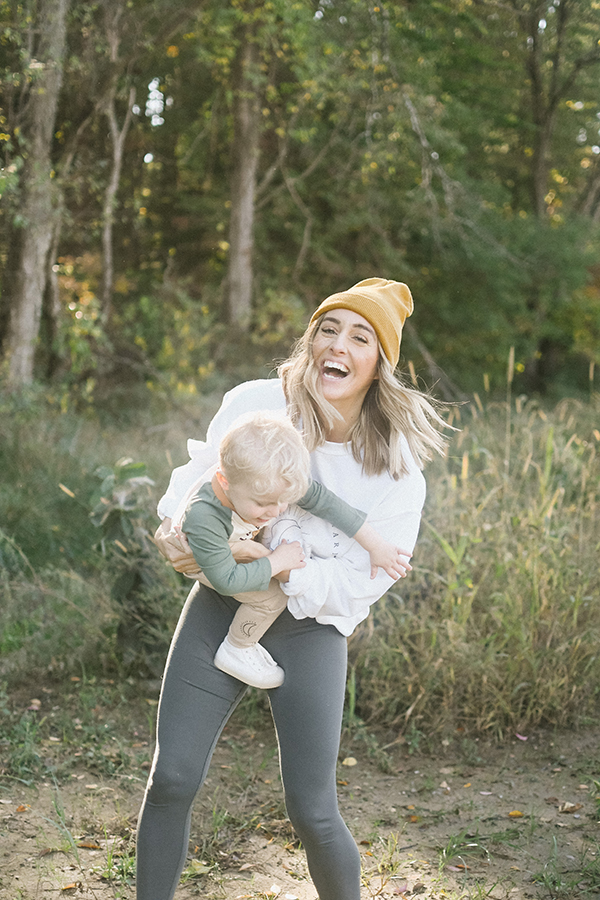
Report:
214,635,285,689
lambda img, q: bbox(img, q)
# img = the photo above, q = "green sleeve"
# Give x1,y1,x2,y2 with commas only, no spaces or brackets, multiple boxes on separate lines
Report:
297,480,367,537
182,486,272,595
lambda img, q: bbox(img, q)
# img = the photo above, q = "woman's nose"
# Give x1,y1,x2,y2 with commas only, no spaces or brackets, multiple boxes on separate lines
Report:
330,330,348,352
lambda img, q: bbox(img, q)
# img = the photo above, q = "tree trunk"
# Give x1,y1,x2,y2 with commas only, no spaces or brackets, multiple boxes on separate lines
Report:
226,32,260,331
101,86,136,323
3,0,70,385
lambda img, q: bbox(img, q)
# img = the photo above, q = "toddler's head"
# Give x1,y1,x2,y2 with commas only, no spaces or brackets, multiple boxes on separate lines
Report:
217,414,310,527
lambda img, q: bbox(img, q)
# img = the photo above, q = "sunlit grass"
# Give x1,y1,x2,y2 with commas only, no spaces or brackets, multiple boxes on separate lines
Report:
350,393,600,737
2,382,600,735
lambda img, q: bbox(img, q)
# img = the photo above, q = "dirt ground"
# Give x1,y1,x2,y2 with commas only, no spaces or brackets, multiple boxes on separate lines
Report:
1,686,600,900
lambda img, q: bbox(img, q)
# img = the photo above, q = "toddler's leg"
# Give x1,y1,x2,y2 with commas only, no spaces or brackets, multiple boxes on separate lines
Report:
229,580,288,645
214,580,288,689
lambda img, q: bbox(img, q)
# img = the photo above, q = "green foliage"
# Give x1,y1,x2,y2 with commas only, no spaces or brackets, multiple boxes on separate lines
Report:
0,566,117,684
88,456,184,676
3,0,600,393
0,385,191,682
0,386,100,570
89,457,155,552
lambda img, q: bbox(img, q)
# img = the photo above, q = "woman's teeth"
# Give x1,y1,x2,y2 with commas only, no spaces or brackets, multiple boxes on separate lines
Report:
323,361,349,378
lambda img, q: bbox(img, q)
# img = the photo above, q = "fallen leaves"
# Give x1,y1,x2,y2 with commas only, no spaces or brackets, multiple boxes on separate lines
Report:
545,797,585,814
558,801,583,814
182,859,213,877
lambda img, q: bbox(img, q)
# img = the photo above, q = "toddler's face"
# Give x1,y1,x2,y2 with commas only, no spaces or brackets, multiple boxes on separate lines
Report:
225,479,290,528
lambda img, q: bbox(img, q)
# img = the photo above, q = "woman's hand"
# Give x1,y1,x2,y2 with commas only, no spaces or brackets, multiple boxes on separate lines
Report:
229,540,270,563
153,518,201,576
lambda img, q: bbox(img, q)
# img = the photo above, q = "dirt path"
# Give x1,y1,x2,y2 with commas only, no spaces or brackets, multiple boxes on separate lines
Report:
1,695,600,900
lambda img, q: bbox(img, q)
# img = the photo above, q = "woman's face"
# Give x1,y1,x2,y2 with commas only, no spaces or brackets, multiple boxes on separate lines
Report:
311,308,380,418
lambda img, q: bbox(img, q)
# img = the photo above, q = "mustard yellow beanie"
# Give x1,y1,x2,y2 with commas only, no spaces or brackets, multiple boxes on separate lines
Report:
309,277,414,368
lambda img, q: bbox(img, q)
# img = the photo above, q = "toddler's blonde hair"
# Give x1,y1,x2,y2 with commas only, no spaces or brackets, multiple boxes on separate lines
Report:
219,414,310,503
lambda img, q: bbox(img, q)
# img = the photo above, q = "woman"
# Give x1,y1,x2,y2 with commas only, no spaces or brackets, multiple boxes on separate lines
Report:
137,277,447,900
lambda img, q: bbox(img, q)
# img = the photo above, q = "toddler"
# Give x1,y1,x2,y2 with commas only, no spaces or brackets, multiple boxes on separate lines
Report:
165,414,409,689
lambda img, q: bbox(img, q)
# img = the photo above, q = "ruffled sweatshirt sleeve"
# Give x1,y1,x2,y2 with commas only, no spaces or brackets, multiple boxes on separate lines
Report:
157,380,287,519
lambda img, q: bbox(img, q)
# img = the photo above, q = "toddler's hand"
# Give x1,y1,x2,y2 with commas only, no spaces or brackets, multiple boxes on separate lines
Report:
268,539,306,579
230,539,270,563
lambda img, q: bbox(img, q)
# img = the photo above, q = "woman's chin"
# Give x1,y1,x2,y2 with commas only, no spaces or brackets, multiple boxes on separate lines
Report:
319,374,351,401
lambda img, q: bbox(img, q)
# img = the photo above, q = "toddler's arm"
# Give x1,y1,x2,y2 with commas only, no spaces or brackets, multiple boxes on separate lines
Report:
353,521,412,580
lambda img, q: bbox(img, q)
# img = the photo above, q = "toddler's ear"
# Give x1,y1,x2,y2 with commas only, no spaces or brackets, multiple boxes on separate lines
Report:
215,469,230,491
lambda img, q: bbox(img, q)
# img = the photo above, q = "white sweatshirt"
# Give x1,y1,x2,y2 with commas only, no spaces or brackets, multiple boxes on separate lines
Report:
157,379,426,636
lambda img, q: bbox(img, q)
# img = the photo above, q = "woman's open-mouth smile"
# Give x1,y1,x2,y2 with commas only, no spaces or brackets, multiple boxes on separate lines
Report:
322,360,350,379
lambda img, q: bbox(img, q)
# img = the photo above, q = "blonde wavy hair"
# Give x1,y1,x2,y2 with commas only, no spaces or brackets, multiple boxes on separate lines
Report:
219,413,310,502
278,317,449,480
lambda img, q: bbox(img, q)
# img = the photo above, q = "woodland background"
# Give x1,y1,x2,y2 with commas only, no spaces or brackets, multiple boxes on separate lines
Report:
1,0,600,398
1,0,600,738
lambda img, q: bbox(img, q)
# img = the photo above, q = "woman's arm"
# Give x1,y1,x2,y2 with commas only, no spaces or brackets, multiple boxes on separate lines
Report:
276,468,426,635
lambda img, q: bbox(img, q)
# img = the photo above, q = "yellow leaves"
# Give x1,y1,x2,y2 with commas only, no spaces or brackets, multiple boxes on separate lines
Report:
166,45,179,58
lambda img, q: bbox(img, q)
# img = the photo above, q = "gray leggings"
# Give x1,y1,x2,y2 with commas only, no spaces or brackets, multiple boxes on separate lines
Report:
135,583,361,900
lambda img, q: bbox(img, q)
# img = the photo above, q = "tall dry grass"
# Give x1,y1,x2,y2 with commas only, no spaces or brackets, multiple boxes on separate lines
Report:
351,392,600,737
2,384,600,735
